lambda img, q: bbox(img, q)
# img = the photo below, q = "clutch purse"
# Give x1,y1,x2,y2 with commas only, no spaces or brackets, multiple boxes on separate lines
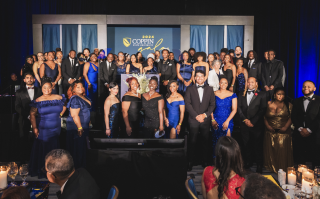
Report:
154,130,165,138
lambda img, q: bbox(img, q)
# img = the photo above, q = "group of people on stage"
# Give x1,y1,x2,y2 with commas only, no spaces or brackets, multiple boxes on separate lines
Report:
14,45,320,180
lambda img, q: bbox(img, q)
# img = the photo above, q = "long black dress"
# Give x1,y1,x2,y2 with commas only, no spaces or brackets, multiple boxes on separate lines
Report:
122,95,142,138
142,95,163,138
223,67,235,92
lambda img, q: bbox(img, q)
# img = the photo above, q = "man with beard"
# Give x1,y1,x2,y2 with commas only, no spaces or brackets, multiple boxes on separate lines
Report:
292,80,320,167
244,50,261,83
233,46,247,64
15,72,42,163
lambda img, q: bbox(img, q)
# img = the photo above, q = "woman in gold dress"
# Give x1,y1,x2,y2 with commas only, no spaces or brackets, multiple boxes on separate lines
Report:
263,87,294,173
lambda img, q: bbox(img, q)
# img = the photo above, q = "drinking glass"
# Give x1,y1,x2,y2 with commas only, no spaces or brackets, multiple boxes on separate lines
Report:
7,162,18,186
19,164,28,186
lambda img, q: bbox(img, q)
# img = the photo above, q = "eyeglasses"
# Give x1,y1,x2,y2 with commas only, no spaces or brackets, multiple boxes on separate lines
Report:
235,187,245,199
41,167,56,178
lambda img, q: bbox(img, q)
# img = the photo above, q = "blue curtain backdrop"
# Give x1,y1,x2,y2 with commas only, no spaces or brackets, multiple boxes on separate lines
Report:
190,25,206,52
62,25,78,58
227,26,244,55
208,25,224,54
42,25,60,53
81,25,97,52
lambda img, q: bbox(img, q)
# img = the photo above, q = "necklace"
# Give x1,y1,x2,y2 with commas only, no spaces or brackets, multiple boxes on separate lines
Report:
171,93,178,98
132,91,138,97
149,91,155,97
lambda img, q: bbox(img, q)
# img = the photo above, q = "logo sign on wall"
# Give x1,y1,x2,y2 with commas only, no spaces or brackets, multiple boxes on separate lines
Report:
114,27,180,59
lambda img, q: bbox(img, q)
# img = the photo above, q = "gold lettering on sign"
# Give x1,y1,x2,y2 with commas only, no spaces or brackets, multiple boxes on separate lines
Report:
137,38,169,53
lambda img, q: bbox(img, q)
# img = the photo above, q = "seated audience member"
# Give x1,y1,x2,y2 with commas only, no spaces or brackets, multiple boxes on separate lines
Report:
0,186,31,199
9,73,21,94
45,149,100,199
201,136,245,199
240,173,285,199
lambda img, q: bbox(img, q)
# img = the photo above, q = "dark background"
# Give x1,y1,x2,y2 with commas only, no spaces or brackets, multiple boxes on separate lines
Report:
1,0,319,98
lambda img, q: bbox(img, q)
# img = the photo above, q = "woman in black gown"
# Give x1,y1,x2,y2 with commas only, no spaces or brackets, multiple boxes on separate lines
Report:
142,76,164,138
122,77,142,138
222,54,236,92
104,82,120,138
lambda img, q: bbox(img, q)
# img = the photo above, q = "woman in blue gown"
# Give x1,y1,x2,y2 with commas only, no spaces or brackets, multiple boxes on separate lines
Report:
39,52,61,94
104,82,120,138
143,57,158,74
126,54,142,74
235,58,248,96
164,80,185,139
116,52,127,93
177,51,193,95
66,80,91,169
192,52,209,84
83,53,99,112
211,77,237,158
29,77,66,178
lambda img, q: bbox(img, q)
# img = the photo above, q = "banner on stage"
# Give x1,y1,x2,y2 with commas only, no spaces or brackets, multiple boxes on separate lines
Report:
120,74,160,101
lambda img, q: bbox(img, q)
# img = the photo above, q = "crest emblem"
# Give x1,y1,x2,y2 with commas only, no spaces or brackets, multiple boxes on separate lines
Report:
123,37,131,47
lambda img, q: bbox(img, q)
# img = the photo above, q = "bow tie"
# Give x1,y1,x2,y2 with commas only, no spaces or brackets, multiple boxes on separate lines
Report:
247,90,254,94
197,85,205,89
304,97,312,101
28,87,34,90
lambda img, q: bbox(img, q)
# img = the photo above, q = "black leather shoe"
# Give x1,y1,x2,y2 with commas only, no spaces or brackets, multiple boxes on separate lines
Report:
256,165,263,174
187,162,193,171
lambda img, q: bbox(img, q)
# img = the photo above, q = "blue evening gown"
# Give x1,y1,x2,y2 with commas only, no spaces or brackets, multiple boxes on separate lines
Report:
177,63,193,95
165,99,185,138
84,63,98,111
212,93,237,157
29,94,66,178
34,67,40,88
129,64,140,73
66,95,91,169
44,63,59,94
108,103,120,138
236,73,246,95
145,65,158,74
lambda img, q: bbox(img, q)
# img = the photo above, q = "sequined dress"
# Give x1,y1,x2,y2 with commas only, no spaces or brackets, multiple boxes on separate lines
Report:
236,73,245,95
142,95,163,138
108,103,120,138
263,103,294,173
212,93,237,158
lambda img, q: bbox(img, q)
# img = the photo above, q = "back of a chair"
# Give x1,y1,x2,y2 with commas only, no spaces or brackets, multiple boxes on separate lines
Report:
185,177,198,199
107,185,119,199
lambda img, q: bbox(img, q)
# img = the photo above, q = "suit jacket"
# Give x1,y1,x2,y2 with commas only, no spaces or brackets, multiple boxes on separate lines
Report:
158,59,176,82
244,60,261,81
56,168,100,199
15,86,42,135
100,60,117,85
184,84,215,124
291,95,320,144
61,57,81,85
237,90,267,126
261,59,284,89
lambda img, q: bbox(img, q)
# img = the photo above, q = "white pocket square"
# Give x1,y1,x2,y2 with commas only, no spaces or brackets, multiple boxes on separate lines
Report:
75,63,79,66
169,64,172,66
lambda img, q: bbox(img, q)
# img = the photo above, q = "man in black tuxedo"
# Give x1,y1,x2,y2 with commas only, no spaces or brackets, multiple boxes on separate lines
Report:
237,77,267,173
45,149,100,199
15,72,42,162
291,80,320,167
100,53,117,105
61,50,81,96
244,50,261,83
158,49,176,96
261,50,284,98
185,70,215,171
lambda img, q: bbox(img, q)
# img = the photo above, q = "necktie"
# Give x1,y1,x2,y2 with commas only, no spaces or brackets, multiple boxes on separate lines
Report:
72,59,74,67
249,60,252,68
28,87,34,90
197,85,204,89
304,97,312,101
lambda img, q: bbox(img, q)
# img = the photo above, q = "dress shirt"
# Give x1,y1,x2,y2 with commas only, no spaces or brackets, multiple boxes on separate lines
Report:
248,59,255,69
26,85,34,100
196,83,204,103
68,57,76,82
155,59,160,63
60,179,69,194
298,93,314,133
104,61,112,85
246,89,254,106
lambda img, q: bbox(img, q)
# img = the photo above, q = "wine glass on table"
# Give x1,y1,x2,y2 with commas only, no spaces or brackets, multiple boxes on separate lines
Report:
19,164,28,186
7,162,18,186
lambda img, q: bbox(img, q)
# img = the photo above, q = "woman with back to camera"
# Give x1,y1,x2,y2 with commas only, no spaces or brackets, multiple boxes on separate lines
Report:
126,54,142,74
104,82,120,138
264,87,293,173
33,52,44,87
39,52,61,94
142,76,164,138
66,80,91,169
29,77,66,178
201,136,245,199
122,77,142,138
163,80,185,138
176,51,193,95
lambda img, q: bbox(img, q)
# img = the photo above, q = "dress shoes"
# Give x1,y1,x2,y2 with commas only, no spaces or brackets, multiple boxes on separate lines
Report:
256,165,263,174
